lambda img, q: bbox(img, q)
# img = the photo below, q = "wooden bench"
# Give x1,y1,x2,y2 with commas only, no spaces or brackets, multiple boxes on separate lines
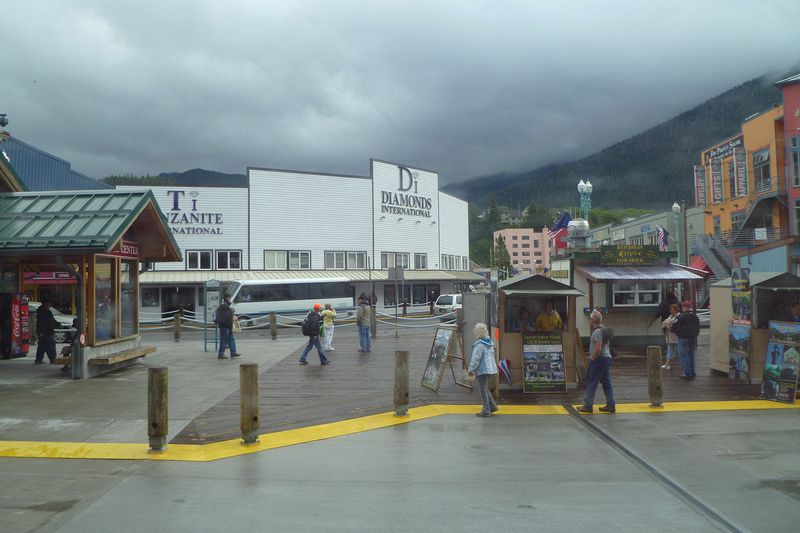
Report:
88,346,156,366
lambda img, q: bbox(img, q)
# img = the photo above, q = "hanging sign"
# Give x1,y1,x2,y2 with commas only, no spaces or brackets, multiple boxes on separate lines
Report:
710,159,723,204
761,321,800,404
733,147,748,197
693,165,707,207
600,245,660,266
522,333,566,393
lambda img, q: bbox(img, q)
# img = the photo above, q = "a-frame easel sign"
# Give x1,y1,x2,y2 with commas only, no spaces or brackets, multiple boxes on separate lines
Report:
421,325,473,392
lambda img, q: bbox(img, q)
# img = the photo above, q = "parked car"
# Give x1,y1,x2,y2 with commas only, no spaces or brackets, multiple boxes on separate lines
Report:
28,302,77,343
434,294,462,315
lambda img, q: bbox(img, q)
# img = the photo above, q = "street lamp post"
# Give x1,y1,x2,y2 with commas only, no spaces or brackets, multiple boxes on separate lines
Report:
672,202,681,265
577,180,593,221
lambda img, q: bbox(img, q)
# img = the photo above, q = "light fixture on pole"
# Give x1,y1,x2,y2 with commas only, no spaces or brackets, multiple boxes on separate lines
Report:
672,202,681,265
577,179,593,221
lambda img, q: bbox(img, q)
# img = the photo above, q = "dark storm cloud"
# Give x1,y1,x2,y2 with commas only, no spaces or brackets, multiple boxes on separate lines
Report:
1,1,798,184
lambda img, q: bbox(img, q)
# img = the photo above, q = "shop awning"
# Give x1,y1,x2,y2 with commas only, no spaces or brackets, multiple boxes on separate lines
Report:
140,269,485,284
752,148,770,165
577,264,703,282
714,272,800,289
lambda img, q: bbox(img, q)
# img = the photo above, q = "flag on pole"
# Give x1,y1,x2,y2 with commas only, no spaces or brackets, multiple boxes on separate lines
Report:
497,358,512,386
656,225,670,252
547,212,572,240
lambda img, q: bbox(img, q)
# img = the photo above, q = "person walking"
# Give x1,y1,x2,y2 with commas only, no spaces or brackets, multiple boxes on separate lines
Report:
356,296,372,353
468,322,499,417
577,309,615,413
660,303,680,369
34,300,60,364
214,294,241,360
671,300,700,380
320,303,337,351
299,303,329,365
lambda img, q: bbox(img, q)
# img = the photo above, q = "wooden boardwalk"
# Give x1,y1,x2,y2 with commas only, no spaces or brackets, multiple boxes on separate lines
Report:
172,329,761,444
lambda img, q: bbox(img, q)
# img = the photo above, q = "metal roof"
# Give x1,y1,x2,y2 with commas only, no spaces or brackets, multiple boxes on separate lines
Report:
140,269,485,284
577,264,703,282
775,73,800,87
713,272,800,289
0,190,181,260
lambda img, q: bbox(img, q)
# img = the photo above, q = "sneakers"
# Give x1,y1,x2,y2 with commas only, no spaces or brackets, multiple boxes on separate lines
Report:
299,360,309,365
217,355,229,360
231,353,242,359
475,412,492,417
599,405,616,413
661,364,670,369
320,360,330,365
576,405,593,414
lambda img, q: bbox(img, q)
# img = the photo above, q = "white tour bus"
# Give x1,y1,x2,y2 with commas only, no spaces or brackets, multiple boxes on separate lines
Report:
227,278,355,323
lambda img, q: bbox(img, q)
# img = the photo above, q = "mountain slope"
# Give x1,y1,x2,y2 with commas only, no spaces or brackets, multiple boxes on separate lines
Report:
443,74,785,209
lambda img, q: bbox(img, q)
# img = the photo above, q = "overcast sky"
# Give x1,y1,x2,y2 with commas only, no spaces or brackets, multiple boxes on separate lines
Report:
2,1,799,184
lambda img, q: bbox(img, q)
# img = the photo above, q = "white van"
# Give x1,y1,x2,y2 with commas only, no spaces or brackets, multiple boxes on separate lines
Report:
227,278,354,323
434,294,462,315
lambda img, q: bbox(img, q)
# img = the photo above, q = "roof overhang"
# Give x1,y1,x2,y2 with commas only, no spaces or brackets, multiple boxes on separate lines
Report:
577,264,703,282
140,269,485,285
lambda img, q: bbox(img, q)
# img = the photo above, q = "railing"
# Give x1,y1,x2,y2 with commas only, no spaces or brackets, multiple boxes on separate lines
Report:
692,235,730,279
715,227,790,248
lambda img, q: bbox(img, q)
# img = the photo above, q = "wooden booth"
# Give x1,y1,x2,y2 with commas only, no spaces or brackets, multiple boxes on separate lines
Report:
709,271,800,386
496,274,584,392
0,190,182,378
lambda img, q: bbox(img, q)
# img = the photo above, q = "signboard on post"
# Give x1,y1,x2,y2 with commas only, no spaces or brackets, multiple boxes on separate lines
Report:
761,321,800,404
522,333,566,393
204,279,221,352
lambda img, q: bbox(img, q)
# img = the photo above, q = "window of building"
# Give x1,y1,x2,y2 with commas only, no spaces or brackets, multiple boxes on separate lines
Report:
521,251,530,256
120,260,138,337
512,252,518,256
289,251,310,270
347,251,367,269
521,235,530,240
187,250,212,270
453,256,461,270
512,244,518,248
414,253,428,270
462,256,469,270
731,211,745,230
521,243,530,248
533,240,540,247
753,148,770,192
713,215,721,236
511,236,518,240
216,250,241,270
612,282,661,307
384,284,410,307
264,250,287,270
792,136,800,187
534,251,542,256
325,251,346,270
383,252,409,269
440,254,448,270
795,200,800,235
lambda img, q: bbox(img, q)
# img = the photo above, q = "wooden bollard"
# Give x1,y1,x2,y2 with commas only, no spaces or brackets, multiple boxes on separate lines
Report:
240,363,260,445
270,312,277,340
646,345,664,408
370,304,377,339
173,309,182,343
148,366,168,452
394,350,410,416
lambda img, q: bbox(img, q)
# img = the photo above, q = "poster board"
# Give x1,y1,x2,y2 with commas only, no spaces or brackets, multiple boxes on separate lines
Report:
761,321,800,404
727,323,750,383
522,332,566,393
421,326,472,392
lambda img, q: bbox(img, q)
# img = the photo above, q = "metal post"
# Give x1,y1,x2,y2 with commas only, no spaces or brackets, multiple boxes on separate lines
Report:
673,209,681,265
240,363,260,445
646,346,664,408
270,312,277,340
394,278,399,338
394,350,410,416
148,366,169,452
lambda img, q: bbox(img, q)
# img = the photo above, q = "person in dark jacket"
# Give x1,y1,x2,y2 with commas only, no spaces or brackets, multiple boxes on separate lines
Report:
214,294,241,360
653,290,679,323
671,300,700,380
299,303,328,365
34,301,60,364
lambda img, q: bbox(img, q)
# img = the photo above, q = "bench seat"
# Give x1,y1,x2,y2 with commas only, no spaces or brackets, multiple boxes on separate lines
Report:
88,346,156,366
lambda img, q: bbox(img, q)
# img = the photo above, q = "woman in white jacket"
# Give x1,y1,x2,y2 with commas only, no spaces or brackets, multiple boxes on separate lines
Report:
468,323,499,417
661,303,680,369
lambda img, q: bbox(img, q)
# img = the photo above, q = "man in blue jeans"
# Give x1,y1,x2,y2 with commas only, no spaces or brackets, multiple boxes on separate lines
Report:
578,309,615,414
214,294,241,360
356,296,372,353
299,303,329,366
671,300,700,380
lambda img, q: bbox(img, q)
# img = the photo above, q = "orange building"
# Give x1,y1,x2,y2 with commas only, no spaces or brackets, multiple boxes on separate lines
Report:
696,105,788,243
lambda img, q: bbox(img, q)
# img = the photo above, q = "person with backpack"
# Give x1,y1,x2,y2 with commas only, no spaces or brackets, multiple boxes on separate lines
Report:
671,300,700,380
356,296,372,353
299,303,329,366
577,309,615,414
214,294,241,360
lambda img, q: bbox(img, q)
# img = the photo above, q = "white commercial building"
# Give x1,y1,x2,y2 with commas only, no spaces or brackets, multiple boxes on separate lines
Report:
121,159,477,317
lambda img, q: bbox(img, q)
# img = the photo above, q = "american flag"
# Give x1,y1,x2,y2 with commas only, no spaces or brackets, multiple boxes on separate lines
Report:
547,212,571,240
656,225,669,251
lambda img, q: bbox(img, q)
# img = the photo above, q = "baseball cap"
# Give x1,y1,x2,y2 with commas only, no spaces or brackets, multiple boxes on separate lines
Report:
313,303,322,311
681,300,692,308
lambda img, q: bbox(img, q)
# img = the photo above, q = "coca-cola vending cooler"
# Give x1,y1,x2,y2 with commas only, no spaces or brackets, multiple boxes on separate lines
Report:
1,293,30,358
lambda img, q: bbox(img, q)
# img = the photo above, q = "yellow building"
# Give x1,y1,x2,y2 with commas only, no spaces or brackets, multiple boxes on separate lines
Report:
697,105,788,242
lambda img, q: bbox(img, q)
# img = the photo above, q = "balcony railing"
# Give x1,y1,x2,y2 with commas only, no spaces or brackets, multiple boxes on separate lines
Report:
715,227,790,248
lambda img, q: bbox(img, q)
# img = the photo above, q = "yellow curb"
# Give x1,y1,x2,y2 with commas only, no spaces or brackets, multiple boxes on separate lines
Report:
0,401,795,462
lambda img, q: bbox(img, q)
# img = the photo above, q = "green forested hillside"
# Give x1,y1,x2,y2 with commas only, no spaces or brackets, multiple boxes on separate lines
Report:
443,74,785,210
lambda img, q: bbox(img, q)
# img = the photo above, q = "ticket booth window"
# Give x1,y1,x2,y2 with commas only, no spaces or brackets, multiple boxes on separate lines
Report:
120,260,138,337
95,257,117,341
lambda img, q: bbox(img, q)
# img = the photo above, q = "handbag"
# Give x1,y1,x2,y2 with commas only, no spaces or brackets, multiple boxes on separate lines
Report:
232,316,241,333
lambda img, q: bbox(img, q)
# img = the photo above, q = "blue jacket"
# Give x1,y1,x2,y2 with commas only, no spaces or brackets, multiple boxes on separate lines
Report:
468,338,498,376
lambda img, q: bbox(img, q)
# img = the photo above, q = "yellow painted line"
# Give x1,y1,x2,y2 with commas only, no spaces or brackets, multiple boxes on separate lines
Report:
572,400,800,414
0,401,795,462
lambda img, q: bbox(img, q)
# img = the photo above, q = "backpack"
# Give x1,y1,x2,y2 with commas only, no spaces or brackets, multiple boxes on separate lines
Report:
600,326,618,358
301,312,320,337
